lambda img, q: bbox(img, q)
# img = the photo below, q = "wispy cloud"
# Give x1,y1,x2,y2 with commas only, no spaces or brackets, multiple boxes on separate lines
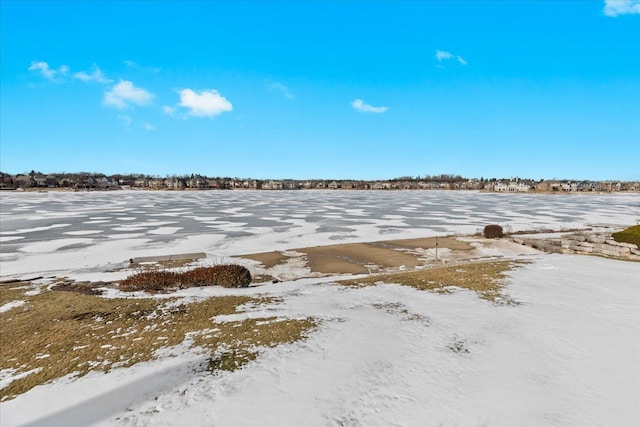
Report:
124,60,161,73
165,89,233,118
435,50,468,66
73,66,112,84
117,115,133,129
28,61,69,82
143,123,155,131
435,50,454,61
351,99,389,114
603,0,640,16
104,80,154,108
268,82,294,99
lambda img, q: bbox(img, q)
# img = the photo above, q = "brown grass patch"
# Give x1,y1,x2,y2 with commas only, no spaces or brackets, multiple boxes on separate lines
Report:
0,284,315,401
241,251,290,269
379,237,473,251
51,281,108,295
339,259,527,303
242,236,474,276
299,242,422,274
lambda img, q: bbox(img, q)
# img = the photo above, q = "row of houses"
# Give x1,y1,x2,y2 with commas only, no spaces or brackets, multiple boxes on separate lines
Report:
0,173,119,190
1,172,637,192
490,179,639,192
125,178,488,191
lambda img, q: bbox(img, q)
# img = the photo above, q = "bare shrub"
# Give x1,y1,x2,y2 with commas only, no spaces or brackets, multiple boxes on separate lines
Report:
213,265,252,288
119,265,252,292
119,270,182,292
483,224,504,238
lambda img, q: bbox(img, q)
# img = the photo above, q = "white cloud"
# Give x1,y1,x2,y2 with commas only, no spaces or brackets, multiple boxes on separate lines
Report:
435,50,467,66
268,82,294,99
175,89,233,117
104,80,154,108
28,61,69,81
351,99,389,114
73,66,112,84
604,0,640,16
435,50,454,61
143,123,155,131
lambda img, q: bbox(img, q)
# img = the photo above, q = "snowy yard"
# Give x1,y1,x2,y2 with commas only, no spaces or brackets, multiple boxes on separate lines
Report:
1,191,638,426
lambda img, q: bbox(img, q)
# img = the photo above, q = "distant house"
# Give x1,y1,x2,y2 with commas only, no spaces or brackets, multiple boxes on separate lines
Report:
327,181,339,189
58,178,73,188
162,177,185,190
282,179,298,190
133,178,148,188
341,181,355,190
561,182,578,192
537,180,562,192
417,181,436,189
14,175,35,188
96,177,116,189
492,181,509,192
262,180,283,190
192,178,208,189
0,172,14,189
507,181,530,192
464,179,482,190
33,175,48,187
149,178,165,190
44,175,58,188
578,181,595,192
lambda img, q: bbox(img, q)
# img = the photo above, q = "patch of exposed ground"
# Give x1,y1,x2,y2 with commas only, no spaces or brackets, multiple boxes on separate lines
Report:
243,251,290,269
301,242,422,274
378,236,473,251
0,283,315,401
339,259,527,304
242,236,477,276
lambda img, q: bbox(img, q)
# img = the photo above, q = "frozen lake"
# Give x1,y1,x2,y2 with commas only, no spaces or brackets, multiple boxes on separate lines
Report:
1,190,638,278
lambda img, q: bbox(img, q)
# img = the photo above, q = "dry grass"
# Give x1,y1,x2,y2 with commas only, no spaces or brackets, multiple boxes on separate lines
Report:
242,236,474,276
300,242,424,274
339,259,527,303
378,237,473,251
241,251,291,269
0,283,315,401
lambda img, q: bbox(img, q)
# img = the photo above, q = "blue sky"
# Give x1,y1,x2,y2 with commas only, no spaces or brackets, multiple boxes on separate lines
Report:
1,1,639,180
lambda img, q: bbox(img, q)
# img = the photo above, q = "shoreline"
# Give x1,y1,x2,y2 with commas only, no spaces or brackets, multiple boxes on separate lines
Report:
3,187,639,194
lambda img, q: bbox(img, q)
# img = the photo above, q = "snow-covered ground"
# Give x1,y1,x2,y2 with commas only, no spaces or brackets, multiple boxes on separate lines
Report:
1,191,639,426
2,255,638,427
